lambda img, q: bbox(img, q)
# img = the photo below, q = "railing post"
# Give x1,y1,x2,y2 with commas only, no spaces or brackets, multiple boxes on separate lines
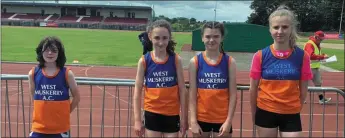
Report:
1,74,344,137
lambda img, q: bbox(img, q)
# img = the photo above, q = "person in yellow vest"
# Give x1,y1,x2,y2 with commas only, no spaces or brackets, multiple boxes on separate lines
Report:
303,30,331,104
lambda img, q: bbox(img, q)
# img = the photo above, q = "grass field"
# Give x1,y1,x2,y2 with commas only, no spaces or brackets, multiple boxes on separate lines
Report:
1,26,191,66
297,37,344,44
2,26,344,71
320,48,344,71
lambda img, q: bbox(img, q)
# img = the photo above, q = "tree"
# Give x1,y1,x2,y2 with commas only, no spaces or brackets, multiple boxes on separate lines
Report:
190,18,197,24
246,0,344,32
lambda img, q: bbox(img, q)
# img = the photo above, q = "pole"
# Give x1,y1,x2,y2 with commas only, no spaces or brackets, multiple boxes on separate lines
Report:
214,1,218,22
213,0,218,27
152,5,155,22
339,0,344,34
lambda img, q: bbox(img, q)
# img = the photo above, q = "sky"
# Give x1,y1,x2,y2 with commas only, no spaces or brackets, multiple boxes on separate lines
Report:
11,1,254,22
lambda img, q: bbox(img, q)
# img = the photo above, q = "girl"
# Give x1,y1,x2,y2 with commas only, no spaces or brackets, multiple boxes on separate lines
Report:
189,21,237,137
28,36,80,138
133,19,188,137
249,5,312,137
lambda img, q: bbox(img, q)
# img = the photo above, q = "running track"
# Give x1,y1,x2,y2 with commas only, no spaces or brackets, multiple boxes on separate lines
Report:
1,62,344,137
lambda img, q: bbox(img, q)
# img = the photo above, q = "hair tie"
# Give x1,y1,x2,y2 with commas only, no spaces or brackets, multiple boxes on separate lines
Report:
277,5,290,11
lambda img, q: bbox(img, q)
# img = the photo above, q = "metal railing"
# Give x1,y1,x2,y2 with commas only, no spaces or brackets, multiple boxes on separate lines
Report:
1,74,344,137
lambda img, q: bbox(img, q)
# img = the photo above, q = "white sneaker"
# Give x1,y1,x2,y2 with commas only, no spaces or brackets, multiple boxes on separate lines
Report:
319,98,332,104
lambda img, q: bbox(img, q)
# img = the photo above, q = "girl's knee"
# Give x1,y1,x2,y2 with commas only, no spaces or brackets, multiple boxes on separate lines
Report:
214,132,232,138
163,132,178,138
145,129,162,137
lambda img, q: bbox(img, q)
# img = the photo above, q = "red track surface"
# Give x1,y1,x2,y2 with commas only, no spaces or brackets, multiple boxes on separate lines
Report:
1,62,344,137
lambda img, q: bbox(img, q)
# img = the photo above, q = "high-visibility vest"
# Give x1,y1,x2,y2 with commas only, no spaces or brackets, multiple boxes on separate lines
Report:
304,40,321,68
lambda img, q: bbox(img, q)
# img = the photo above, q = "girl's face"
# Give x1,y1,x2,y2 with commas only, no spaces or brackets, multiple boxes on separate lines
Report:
202,28,223,51
270,16,292,44
149,27,170,52
42,45,58,63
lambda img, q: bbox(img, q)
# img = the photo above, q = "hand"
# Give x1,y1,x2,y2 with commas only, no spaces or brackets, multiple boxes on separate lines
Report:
190,122,203,137
134,121,144,137
180,118,188,137
218,121,232,137
323,54,329,58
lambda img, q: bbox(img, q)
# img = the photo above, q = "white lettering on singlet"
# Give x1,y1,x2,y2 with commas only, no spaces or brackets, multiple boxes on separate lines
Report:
147,71,175,88
198,73,227,89
35,84,64,101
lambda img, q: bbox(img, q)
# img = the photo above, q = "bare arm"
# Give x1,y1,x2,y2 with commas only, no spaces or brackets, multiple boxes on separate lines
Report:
249,51,261,122
176,55,188,121
67,70,80,113
225,57,237,124
28,69,35,100
300,52,311,106
249,79,259,121
188,57,198,124
133,57,145,124
299,80,308,107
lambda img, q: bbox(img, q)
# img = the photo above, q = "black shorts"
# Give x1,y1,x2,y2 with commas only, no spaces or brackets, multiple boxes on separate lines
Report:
29,131,69,138
198,121,233,133
143,110,180,133
255,107,302,132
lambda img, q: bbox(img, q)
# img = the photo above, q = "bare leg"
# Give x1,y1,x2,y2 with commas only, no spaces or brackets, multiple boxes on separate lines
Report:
280,131,302,137
213,132,232,138
256,126,278,137
192,132,211,138
145,129,162,137
163,132,179,138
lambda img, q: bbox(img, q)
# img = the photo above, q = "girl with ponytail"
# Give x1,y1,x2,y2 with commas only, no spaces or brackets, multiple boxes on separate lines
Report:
188,21,237,137
249,5,312,137
133,19,188,137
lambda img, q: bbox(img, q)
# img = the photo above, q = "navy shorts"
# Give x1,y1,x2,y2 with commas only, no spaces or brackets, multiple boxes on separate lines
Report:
143,110,180,133
29,131,69,138
255,107,302,132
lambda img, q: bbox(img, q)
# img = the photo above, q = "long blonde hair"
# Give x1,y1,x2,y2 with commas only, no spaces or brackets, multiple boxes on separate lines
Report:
269,5,300,48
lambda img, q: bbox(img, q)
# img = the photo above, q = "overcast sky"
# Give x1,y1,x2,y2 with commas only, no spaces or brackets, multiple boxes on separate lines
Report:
14,1,254,22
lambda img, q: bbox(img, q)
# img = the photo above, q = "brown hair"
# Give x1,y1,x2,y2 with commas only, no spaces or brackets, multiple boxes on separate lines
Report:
146,19,177,56
35,36,66,68
201,21,226,53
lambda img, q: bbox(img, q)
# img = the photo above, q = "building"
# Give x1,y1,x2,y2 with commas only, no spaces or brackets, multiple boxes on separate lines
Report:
1,1,153,30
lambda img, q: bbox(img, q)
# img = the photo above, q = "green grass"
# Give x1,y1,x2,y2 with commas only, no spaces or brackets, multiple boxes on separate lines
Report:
297,37,344,44
320,48,344,71
1,26,343,71
1,26,192,66
296,46,344,71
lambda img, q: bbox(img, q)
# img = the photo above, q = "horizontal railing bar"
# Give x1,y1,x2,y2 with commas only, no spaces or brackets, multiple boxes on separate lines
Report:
1,74,134,82
2,74,344,97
